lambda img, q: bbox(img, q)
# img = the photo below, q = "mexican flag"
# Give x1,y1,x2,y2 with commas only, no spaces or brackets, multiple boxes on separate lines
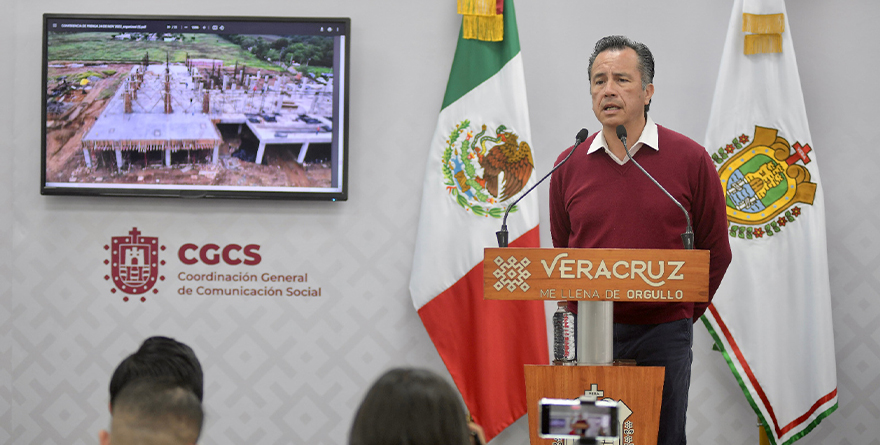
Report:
702,0,838,443
409,0,548,440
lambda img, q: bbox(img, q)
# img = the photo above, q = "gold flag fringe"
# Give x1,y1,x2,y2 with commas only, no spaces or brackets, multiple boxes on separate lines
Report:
742,13,785,34
462,14,503,42
744,34,782,55
458,0,497,16
742,13,784,55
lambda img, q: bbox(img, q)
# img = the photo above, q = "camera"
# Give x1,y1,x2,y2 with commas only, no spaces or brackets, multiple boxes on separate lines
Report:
538,397,619,443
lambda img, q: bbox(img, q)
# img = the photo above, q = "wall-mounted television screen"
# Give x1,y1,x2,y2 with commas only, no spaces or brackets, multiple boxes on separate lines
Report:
41,14,349,200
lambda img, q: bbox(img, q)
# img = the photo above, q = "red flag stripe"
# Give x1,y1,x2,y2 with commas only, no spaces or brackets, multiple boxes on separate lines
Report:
417,226,547,441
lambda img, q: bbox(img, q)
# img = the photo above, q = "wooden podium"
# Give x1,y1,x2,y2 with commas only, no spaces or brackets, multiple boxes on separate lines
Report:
483,247,710,445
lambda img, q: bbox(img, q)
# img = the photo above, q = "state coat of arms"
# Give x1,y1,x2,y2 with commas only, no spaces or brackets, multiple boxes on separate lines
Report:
712,126,816,240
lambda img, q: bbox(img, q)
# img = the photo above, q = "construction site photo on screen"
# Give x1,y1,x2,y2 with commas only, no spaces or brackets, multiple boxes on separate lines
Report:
42,14,349,199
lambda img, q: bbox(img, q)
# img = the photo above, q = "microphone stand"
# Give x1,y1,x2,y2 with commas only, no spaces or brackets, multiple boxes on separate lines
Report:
495,169,554,248
496,129,589,247
617,126,694,249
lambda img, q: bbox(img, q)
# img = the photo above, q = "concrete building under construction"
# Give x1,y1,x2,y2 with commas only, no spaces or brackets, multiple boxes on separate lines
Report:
79,55,334,172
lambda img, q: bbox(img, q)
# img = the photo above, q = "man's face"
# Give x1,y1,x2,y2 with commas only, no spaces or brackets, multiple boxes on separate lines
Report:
590,47,654,132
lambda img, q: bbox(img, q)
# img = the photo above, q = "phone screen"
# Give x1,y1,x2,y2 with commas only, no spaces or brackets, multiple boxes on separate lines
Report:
538,398,618,439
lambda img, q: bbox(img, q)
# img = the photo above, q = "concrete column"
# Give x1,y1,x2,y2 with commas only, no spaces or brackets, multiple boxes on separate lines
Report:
165,148,171,166
115,150,124,170
83,148,92,168
255,141,266,165
297,142,310,164
212,144,219,164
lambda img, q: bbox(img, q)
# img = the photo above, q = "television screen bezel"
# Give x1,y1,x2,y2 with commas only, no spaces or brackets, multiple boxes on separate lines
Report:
41,13,350,201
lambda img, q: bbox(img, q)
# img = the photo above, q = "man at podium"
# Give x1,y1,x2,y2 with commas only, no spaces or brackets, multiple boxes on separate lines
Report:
548,35,732,445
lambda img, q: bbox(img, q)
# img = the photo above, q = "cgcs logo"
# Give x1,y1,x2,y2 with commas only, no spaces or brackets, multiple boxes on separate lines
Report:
177,243,261,265
105,228,263,301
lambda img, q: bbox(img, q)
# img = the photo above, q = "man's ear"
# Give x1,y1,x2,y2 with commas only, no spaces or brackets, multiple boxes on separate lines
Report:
99,429,110,445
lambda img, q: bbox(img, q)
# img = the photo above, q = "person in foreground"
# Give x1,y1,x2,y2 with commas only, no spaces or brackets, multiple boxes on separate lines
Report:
549,35,732,444
108,336,204,410
349,367,485,445
99,378,204,445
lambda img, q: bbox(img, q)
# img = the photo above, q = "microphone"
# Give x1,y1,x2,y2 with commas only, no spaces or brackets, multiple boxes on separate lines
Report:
616,125,694,250
496,128,590,247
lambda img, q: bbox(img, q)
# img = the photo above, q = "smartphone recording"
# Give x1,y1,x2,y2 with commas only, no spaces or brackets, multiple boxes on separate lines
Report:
538,397,619,440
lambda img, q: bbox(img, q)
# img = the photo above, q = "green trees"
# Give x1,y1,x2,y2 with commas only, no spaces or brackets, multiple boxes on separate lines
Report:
223,34,333,67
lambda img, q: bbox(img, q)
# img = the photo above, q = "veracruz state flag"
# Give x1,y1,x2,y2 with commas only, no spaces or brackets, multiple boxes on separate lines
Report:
702,0,837,443
409,0,548,440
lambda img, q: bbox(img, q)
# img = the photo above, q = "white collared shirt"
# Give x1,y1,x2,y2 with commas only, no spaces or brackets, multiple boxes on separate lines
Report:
587,116,659,165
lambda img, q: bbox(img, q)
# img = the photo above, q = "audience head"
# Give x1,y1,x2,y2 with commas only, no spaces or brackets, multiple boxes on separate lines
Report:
99,378,204,445
109,336,203,409
349,367,471,445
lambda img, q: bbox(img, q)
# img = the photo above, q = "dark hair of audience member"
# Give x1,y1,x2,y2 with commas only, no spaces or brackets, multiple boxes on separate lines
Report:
349,368,471,445
107,378,204,445
109,336,203,408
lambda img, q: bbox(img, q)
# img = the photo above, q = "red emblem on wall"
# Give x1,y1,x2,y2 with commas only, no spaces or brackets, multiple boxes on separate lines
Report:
104,227,165,301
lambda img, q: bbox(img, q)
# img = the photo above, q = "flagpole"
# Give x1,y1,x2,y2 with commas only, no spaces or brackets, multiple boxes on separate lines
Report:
758,419,770,445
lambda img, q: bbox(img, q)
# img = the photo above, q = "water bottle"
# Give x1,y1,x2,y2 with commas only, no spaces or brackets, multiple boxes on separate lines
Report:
553,301,576,364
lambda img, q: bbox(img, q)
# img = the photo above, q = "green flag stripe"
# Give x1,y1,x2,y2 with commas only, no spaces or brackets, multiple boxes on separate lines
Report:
700,316,838,445
441,0,521,110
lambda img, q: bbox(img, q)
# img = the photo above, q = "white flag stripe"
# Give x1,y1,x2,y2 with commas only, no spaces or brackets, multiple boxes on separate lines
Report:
410,53,537,310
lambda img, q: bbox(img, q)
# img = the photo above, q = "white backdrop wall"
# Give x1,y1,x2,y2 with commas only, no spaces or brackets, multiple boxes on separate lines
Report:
3,1,879,444
2,0,14,441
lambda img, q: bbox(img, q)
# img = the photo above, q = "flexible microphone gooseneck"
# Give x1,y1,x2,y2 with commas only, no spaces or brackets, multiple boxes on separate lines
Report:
496,128,590,247
616,125,694,250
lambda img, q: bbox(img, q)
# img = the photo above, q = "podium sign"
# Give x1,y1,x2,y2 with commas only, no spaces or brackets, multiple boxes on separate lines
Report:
484,248,709,303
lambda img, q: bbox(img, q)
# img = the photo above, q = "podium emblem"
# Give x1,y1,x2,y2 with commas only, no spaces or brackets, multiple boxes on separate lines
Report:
105,227,164,300
492,255,531,292
712,126,816,240
442,120,534,218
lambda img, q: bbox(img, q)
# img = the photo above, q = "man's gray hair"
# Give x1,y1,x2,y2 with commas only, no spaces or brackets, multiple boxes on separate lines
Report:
588,35,655,114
